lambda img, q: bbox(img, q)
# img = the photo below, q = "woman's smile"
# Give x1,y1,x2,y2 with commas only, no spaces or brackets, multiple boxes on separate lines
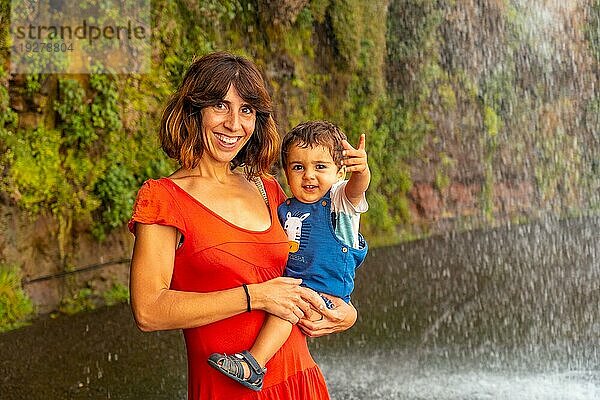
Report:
214,133,244,148
201,85,256,164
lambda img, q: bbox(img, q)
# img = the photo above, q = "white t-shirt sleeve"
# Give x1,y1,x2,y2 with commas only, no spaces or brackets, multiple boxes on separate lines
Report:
329,180,368,215
329,180,368,249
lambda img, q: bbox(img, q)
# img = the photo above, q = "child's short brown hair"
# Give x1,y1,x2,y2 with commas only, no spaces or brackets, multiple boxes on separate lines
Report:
281,121,347,169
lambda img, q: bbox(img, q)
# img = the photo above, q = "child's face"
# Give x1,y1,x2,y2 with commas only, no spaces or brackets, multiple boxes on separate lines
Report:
284,143,345,203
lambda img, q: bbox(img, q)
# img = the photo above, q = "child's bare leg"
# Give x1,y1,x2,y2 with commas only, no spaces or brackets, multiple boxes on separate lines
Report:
250,314,293,368
207,315,292,390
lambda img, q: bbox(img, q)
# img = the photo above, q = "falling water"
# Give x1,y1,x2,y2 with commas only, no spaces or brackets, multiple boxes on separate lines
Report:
0,217,597,399
316,216,599,399
1,0,599,399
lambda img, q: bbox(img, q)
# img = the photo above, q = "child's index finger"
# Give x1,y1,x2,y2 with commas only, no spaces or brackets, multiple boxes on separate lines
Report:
357,133,366,150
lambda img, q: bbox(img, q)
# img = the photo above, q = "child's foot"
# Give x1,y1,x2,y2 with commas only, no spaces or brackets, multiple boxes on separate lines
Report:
207,350,266,391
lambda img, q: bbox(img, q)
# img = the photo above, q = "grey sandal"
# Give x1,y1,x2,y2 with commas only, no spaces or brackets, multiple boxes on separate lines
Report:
207,350,266,391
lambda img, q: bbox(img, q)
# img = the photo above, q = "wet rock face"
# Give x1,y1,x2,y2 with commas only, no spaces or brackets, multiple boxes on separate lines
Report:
408,180,536,225
257,0,310,25
3,0,598,314
395,0,598,231
0,202,132,313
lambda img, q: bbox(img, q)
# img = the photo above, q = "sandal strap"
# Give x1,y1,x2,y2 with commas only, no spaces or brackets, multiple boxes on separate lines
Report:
239,350,266,375
208,351,265,391
221,354,244,378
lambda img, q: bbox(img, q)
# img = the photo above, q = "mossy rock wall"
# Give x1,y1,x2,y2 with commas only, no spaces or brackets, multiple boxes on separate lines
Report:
0,0,598,312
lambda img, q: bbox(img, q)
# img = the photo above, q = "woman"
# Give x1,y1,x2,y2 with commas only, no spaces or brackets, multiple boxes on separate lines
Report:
128,51,357,399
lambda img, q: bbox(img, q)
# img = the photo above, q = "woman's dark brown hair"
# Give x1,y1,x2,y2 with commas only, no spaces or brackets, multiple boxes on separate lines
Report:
159,52,279,177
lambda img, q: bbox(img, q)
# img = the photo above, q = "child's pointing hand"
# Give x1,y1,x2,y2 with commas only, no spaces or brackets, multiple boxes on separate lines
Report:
341,134,368,174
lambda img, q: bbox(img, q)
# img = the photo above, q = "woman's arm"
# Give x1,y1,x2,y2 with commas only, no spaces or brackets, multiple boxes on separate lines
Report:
297,295,358,338
130,223,311,332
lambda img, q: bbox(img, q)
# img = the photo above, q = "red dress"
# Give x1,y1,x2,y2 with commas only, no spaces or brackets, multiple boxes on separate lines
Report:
129,176,330,400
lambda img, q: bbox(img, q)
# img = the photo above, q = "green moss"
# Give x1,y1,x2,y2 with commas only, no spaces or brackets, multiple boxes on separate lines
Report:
0,265,34,332
309,0,331,23
435,153,455,191
103,283,130,306
281,8,315,59
1,126,66,214
3,0,597,252
481,104,501,222
483,105,500,138
58,287,96,316
328,0,362,69
586,0,600,62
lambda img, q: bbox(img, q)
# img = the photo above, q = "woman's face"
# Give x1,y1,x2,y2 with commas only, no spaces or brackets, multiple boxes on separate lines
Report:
200,85,256,165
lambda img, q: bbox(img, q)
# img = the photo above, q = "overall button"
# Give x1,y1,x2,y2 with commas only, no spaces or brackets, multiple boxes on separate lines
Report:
342,247,348,253
321,200,328,207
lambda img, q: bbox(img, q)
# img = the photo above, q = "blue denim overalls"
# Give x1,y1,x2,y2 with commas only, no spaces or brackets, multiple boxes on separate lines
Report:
277,190,368,304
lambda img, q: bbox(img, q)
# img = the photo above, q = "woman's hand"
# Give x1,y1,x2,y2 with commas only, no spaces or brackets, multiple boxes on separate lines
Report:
297,294,358,337
249,277,313,324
